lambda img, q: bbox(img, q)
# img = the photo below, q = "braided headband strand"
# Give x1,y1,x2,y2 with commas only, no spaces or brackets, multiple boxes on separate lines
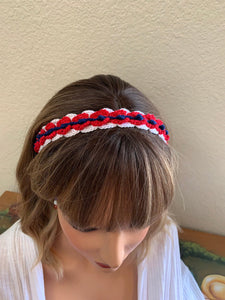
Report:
34,108,170,153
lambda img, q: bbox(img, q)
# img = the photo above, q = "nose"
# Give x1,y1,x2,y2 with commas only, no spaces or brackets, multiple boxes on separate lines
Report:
99,231,127,268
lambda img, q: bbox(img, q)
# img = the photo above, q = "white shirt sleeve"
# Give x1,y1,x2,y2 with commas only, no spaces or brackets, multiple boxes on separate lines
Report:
137,217,205,300
0,220,45,300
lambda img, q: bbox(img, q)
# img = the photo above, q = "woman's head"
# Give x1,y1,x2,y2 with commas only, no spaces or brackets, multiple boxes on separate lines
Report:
16,74,178,279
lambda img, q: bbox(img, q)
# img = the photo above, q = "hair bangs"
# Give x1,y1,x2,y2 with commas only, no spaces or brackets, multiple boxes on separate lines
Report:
56,128,159,231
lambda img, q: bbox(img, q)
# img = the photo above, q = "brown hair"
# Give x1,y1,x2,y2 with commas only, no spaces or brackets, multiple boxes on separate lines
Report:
16,74,179,280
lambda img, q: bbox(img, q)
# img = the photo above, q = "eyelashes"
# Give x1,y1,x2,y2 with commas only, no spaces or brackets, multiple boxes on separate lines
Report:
71,224,98,232
71,223,144,233
64,213,99,232
81,227,98,233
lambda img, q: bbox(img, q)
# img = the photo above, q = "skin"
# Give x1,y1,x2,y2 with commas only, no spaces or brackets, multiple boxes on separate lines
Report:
55,208,150,274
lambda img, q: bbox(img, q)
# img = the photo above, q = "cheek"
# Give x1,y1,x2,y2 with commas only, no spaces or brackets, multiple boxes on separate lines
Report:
65,229,89,251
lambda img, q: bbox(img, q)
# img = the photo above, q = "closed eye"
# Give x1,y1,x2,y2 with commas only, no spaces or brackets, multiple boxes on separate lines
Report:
71,224,98,232
82,227,98,232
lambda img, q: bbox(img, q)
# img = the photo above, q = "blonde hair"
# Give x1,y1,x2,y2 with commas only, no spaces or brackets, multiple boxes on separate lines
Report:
16,74,180,280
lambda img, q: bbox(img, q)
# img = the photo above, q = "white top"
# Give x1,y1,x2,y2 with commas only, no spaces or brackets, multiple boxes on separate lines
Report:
0,219,205,300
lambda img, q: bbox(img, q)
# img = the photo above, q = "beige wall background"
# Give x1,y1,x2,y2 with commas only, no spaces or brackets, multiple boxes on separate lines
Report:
0,0,224,235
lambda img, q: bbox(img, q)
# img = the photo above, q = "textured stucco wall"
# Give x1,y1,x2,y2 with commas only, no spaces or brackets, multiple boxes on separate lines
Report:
0,0,225,235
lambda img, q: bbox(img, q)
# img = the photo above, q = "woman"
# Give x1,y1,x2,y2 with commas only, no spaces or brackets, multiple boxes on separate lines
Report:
0,74,205,299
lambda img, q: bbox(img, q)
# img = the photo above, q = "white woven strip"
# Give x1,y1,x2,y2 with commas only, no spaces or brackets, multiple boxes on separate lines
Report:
64,128,80,137
158,134,167,143
39,139,51,152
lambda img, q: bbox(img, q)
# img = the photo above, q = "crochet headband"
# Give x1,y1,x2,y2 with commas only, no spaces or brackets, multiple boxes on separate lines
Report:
34,108,170,153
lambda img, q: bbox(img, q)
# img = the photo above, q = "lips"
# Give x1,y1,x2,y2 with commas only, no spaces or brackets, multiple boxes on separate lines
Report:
96,261,111,268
